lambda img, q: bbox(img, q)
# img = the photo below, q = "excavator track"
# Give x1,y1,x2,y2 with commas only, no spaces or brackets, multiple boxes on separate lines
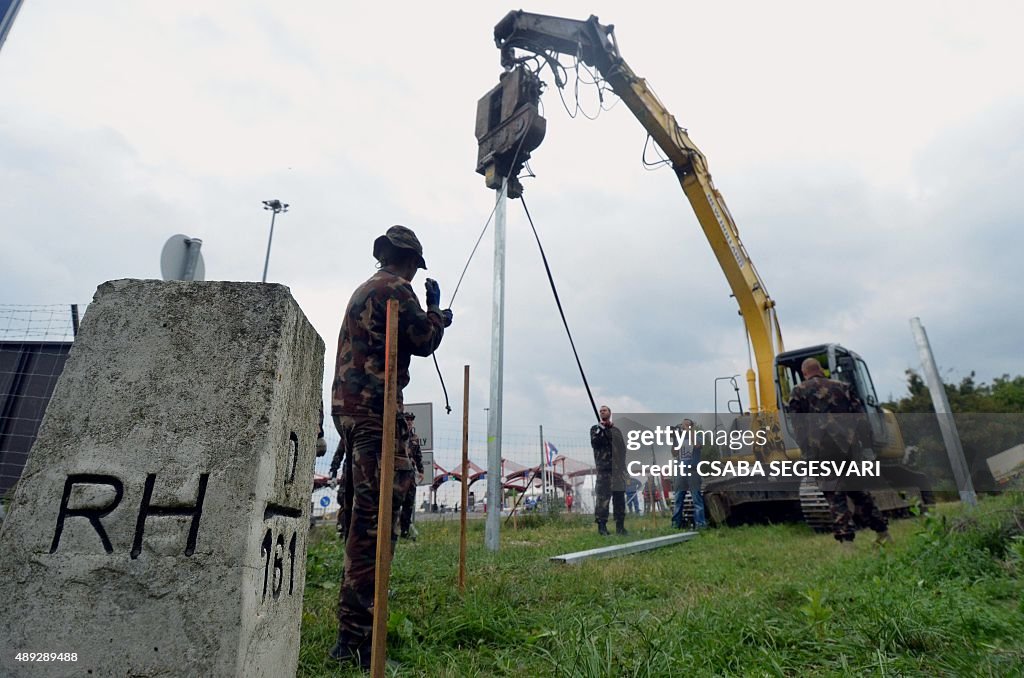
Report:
799,478,833,533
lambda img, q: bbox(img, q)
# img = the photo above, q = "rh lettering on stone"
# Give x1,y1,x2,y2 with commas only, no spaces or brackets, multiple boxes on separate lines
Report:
49,473,209,558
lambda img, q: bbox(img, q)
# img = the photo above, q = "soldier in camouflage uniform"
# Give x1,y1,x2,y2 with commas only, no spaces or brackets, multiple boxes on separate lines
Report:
787,357,891,546
590,405,628,536
328,225,452,669
399,412,424,540
329,436,351,540
316,402,328,457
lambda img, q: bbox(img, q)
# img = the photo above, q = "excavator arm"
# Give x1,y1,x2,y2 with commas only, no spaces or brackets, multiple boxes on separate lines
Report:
490,10,784,415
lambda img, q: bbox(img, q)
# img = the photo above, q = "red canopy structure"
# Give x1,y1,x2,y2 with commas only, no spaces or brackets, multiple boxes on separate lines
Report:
550,454,596,478
499,458,531,490
423,455,598,511
430,460,487,492
503,454,596,491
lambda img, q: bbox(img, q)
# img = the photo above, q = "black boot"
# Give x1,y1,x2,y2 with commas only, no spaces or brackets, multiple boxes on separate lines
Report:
597,521,610,536
328,634,370,671
615,517,628,536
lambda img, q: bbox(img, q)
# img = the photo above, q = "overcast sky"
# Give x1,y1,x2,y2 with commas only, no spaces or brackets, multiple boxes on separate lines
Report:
3,1,1022,470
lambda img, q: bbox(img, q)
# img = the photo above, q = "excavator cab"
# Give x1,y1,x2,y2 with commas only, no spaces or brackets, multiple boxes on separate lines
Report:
775,344,892,455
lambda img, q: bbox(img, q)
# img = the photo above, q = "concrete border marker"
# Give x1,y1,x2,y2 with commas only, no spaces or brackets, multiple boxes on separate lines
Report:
0,279,324,677
550,532,698,564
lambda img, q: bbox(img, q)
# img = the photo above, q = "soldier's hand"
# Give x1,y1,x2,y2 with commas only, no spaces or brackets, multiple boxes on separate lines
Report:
424,278,441,307
315,436,328,457
441,308,453,327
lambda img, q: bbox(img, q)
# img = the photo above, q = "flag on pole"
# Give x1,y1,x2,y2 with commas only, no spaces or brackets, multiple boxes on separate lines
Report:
544,441,558,466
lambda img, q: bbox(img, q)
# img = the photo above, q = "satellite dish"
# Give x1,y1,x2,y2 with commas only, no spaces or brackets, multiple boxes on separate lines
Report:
161,234,205,281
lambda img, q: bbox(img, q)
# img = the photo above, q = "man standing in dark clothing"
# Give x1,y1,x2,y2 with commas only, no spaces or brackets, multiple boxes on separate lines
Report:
625,477,641,514
590,405,628,536
328,225,452,669
787,357,891,547
399,412,424,540
671,419,706,529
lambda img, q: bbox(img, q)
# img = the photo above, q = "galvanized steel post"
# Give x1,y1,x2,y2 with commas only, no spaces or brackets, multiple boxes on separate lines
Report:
910,317,977,506
485,182,507,551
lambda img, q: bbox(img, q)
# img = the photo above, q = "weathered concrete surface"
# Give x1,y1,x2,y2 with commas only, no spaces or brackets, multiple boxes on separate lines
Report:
0,280,324,678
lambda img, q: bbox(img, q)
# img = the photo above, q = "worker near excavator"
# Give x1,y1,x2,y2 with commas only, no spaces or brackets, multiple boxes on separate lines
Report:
787,357,892,548
671,418,707,529
328,225,453,669
590,405,628,535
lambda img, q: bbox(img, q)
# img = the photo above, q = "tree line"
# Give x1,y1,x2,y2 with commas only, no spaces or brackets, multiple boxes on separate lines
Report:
884,371,1024,491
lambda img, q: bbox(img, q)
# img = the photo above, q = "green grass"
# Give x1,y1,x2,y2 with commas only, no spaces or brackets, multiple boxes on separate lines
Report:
299,496,1024,677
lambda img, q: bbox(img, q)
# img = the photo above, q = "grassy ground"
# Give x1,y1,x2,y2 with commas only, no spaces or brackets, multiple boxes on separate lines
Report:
299,495,1024,677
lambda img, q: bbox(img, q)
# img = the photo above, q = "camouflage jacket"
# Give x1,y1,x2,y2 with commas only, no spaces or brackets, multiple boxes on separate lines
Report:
406,429,424,475
590,423,628,491
786,376,867,460
332,270,446,417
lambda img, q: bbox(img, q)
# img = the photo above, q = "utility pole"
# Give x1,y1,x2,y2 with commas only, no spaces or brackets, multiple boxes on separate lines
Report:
261,199,289,283
910,317,977,506
485,182,507,552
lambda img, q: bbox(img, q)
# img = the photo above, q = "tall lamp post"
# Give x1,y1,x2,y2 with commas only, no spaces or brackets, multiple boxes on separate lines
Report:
261,199,289,283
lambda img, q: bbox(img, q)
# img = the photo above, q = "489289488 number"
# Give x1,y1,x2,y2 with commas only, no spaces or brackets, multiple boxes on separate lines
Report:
15,652,78,662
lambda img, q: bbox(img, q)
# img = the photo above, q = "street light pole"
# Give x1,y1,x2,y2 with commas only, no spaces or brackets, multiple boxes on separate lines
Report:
261,199,289,283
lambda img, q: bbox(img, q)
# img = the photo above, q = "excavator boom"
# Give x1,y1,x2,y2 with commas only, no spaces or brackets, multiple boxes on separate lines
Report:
492,10,782,415
480,11,932,526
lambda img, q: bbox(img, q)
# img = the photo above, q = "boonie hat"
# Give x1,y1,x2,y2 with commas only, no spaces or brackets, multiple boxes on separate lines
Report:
373,225,427,270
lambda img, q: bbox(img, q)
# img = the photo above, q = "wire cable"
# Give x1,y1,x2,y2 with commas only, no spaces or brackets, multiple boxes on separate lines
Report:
432,120,534,415
432,353,452,414
429,190,501,415
450,102,534,307
519,196,601,423
449,197,498,308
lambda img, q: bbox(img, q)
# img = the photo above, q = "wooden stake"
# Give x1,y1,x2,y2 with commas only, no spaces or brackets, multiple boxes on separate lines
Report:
370,299,399,678
458,365,470,592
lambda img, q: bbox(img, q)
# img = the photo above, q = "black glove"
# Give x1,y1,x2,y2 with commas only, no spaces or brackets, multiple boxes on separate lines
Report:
441,308,453,327
424,278,441,308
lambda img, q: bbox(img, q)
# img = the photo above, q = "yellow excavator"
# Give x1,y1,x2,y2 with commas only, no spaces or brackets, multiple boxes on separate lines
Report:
474,11,933,528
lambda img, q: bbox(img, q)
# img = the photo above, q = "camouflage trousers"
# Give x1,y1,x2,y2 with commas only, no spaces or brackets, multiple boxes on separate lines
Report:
398,481,416,535
331,439,352,540
334,452,353,540
333,415,415,648
823,490,888,542
594,468,625,523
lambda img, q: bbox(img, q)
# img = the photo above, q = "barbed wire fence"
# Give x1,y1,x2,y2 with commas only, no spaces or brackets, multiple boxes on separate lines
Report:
0,304,82,500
